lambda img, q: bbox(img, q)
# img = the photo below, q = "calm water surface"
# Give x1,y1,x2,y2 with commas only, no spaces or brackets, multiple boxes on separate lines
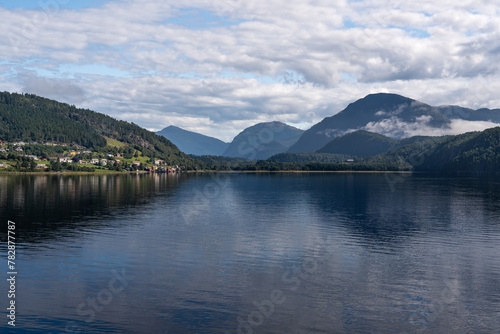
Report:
1,173,500,333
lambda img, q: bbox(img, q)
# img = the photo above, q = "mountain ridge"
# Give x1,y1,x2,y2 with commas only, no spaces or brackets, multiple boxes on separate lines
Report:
156,125,229,156
0,91,195,166
222,121,304,160
316,130,398,156
288,93,452,153
3,90,500,170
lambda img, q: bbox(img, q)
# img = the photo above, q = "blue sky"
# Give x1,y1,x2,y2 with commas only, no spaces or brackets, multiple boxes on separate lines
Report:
0,0,499,141
0,0,111,10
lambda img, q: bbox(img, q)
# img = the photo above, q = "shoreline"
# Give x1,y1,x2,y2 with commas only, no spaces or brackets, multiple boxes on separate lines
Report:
0,169,414,175
189,170,415,174
0,170,151,175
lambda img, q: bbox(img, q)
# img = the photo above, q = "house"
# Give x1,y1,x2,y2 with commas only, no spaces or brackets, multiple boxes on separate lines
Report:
15,147,23,152
107,154,114,158
0,148,7,153
132,161,141,166
79,160,88,164
13,141,26,146
83,150,92,154
154,159,164,165
91,159,100,165
116,153,121,158
36,164,48,169
100,159,108,166
346,159,355,163
24,155,39,161
0,141,4,146
0,163,7,168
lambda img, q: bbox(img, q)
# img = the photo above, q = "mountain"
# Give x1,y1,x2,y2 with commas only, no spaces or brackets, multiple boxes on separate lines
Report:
258,127,500,174
278,130,439,161
436,105,500,123
288,93,451,153
366,127,500,173
414,127,500,173
316,130,398,157
222,121,304,160
156,125,229,156
0,92,195,165
267,152,350,163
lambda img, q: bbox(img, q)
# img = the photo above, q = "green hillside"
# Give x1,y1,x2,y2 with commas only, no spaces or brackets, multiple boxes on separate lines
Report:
415,127,500,173
267,152,351,163
253,128,500,174
0,92,195,166
316,130,398,156
365,127,500,173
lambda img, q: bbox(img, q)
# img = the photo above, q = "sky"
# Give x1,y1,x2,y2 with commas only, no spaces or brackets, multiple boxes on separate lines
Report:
0,0,499,142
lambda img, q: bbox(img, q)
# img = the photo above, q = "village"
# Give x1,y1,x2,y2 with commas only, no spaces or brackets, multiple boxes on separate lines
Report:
0,140,181,173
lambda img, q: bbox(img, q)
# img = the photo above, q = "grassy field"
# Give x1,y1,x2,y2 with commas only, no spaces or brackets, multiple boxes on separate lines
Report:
0,160,12,167
122,156,150,164
104,136,128,148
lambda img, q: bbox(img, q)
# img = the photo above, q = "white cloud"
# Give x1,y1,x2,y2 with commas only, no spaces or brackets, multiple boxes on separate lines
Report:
364,116,499,139
446,119,500,135
0,0,499,141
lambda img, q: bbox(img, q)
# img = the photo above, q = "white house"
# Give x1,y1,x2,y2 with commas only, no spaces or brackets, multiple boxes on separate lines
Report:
25,155,39,161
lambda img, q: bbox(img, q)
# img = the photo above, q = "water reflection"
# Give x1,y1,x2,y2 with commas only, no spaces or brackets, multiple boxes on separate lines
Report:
0,173,183,243
1,173,499,333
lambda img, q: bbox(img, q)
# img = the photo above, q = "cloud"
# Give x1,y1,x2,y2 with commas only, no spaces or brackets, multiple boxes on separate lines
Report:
19,73,86,104
446,119,500,135
0,0,500,141
363,116,499,139
79,75,335,141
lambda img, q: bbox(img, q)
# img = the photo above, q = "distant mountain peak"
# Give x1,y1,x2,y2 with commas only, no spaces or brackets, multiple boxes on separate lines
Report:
156,125,228,156
363,92,414,100
288,93,450,153
223,121,304,160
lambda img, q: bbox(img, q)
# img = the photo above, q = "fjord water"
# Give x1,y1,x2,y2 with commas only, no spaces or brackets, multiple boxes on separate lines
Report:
1,173,500,333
